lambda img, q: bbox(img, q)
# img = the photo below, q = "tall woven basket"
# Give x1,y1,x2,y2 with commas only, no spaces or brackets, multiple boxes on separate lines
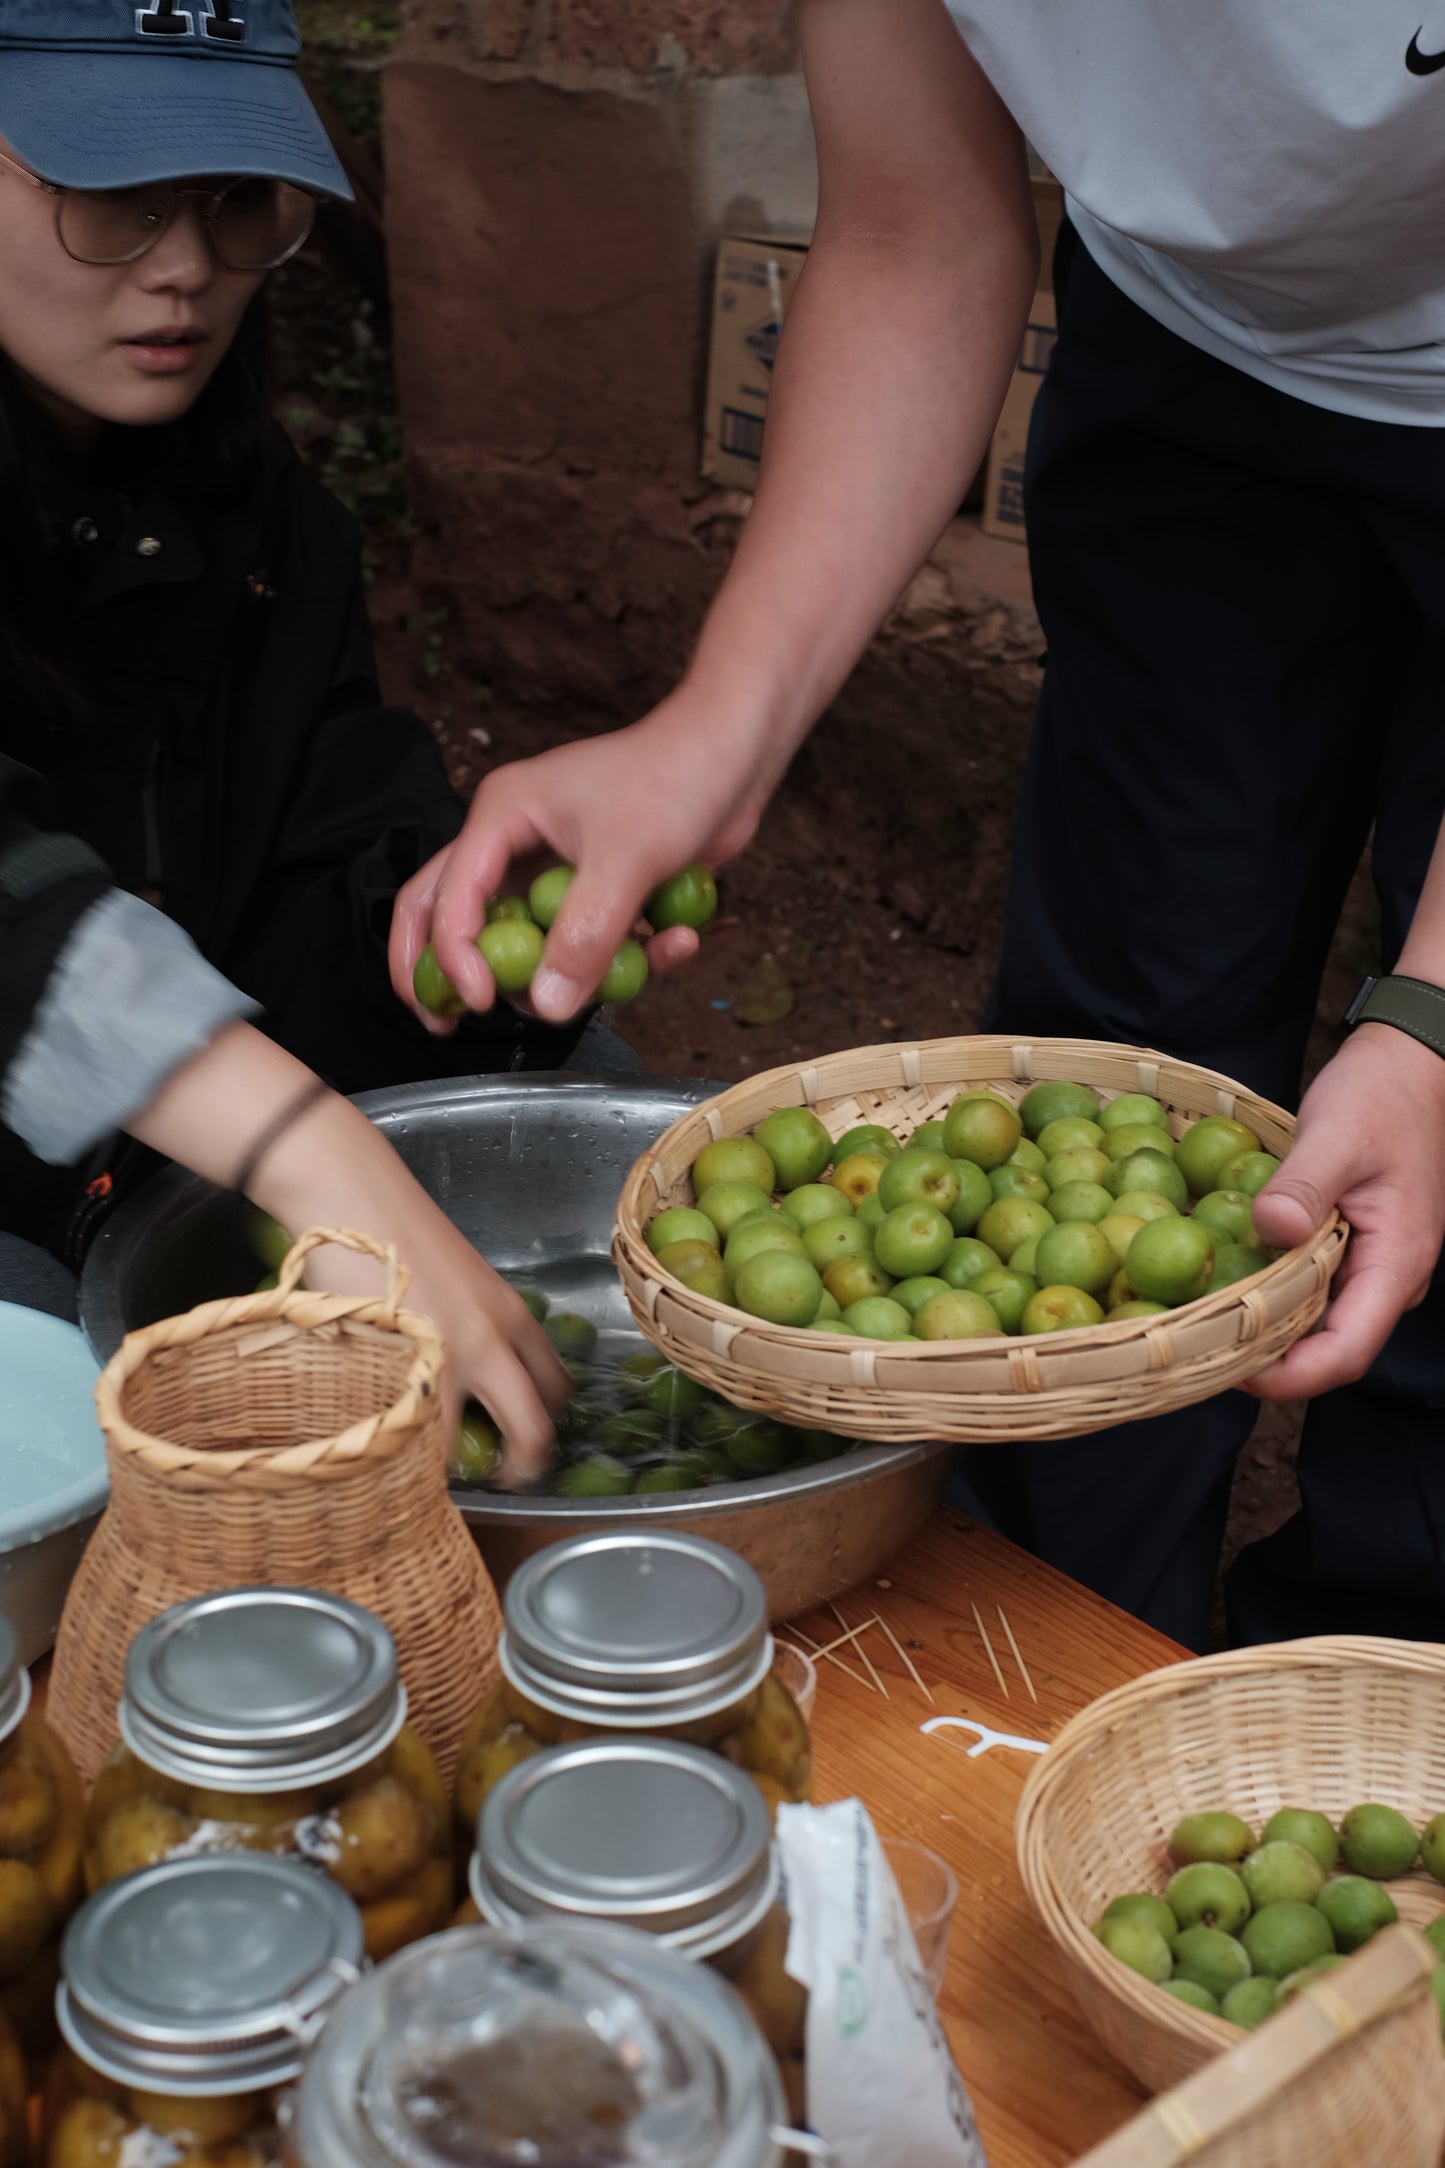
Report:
49,1228,500,1787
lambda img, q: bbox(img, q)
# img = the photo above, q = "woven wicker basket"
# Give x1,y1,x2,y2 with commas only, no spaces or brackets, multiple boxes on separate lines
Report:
49,1228,500,1788
612,1036,1345,1442
1015,1637,1445,2098
1071,1927,1445,2168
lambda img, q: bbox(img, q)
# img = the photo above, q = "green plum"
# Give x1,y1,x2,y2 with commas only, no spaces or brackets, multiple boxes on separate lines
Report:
1175,1117,1263,1197
1260,1809,1337,1875
1019,1080,1100,1137
1339,1803,1418,1879
1315,1874,1398,1953
755,1107,834,1191
1242,1902,1334,1980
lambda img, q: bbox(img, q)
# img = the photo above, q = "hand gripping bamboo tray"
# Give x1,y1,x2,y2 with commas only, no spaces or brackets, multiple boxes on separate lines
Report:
612,1036,1345,1443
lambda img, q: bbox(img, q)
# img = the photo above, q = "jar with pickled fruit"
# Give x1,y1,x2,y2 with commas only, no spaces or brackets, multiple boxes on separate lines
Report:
83,1588,454,1961
470,1736,810,2127
46,1852,362,2168
0,1612,84,2057
453,1532,811,1847
292,1918,787,2168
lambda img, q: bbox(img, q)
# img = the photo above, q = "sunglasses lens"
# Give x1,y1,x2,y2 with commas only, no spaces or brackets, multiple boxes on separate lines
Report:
212,178,315,270
58,186,172,265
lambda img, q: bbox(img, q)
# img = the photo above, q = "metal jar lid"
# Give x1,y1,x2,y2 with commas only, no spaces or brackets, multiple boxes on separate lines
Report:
120,1586,406,1791
500,1532,772,1726
294,1920,786,2168
0,1617,30,1746
58,1854,365,2094
470,1738,777,1960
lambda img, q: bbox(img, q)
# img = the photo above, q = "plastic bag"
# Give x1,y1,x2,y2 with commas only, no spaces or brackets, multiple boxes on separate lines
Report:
776,1799,988,2168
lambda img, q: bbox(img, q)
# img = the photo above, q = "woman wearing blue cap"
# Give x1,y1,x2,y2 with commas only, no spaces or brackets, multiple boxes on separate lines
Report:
0,0,574,1466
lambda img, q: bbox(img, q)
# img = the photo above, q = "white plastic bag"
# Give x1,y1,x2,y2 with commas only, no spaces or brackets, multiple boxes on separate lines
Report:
776,1799,988,2168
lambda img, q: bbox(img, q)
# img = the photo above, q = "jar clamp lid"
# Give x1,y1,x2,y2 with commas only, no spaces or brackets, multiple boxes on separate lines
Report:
120,1586,406,1790
0,1616,30,1745
58,1854,365,2094
500,1532,772,1727
295,1920,787,2168
471,1738,777,1959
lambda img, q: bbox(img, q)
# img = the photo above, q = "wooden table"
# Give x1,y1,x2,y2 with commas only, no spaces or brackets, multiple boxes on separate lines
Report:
797,1505,1188,2168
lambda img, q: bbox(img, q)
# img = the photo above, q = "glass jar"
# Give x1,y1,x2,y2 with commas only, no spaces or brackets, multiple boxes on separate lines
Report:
470,1738,809,2126
292,1919,787,2168
83,1588,453,1962
453,1534,811,1848
0,1612,84,2056
46,1852,363,2168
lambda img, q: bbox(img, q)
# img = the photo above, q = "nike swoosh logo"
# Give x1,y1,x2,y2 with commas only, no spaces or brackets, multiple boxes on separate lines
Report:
1406,28,1445,73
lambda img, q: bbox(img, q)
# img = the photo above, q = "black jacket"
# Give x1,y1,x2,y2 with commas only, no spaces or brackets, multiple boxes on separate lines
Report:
0,425,586,1251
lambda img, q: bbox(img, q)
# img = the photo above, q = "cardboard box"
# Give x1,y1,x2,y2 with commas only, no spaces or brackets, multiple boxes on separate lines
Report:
982,177,1063,543
701,233,809,492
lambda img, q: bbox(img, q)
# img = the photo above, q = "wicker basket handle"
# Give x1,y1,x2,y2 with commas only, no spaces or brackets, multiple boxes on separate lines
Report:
278,1227,410,1321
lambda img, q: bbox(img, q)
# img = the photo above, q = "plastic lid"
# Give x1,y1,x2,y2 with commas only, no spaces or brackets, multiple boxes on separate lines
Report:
295,1920,786,2168
119,1586,406,1791
0,1616,30,1746
58,1854,364,2094
470,1739,776,1960
501,1533,772,1727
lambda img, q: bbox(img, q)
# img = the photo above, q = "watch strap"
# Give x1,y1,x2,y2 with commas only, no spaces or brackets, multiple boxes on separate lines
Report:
1344,973,1445,1060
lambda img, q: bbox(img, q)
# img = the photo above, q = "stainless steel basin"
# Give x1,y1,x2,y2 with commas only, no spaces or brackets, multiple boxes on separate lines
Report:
80,1077,953,1619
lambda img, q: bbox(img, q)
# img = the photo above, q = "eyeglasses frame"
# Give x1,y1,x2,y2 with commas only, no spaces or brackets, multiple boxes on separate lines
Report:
0,145,315,271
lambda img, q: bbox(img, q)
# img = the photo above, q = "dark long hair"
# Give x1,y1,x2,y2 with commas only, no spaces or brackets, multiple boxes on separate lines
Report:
0,291,272,736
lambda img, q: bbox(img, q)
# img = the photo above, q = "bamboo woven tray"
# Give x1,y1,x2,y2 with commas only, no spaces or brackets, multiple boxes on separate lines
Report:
1016,1636,1445,2098
1071,1926,1445,2168
612,1036,1345,1443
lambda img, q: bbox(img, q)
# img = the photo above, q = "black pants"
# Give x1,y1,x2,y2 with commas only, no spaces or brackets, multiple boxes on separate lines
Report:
956,224,1445,1652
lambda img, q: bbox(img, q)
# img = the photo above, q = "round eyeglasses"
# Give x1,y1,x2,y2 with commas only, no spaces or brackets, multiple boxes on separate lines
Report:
0,149,316,272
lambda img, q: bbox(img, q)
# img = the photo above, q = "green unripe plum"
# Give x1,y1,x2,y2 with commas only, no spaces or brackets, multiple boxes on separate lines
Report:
946,1159,993,1234
780,1183,855,1232
1241,1841,1325,1909
891,1276,951,1318
1315,1874,1398,1953
756,1107,834,1191
1112,1190,1180,1223
633,1464,694,1493
1048,1180,1115,1226
970,1267,1038,1335
1044,1147,1113,1191
485,894,534,925
1022,1285,1105,1333
879,1148,962,1216
856,1192,887,1232
1106,1150,1188,1210
734,1251,823,1327
940,1237,1003,1289
1421,1813,1445,1884
557,1454,631,1498
1160,1979,1219,2013
913,1290,1001,1341
697,1182,774,1240
724,1423,796,1475
1104,1123,1177,1164
1099,1093,1169,1135
988,1164,1051,1207
477,917,545,996
832,1152,890,1207
1127,1217,1214,1306
1221,1976,1280,2030
1339,1802,1418,1879
413,943,466,1018
600,1410,665,1458
527,863,574,929
453,1409,501,1484
693,1136,775,1196
1208,1243,1266,1294
1098,1214,1146,1267
1261,1809,1338,1875
801,1217,873,1271
1165,1863,1251,1936
599,938,648,1006
874,1203,954,1279
672,1257,733,1304
1110,1299,1170,1319
1093,1917,1173,1985
656,1241,723,1285
942,1093,1022,1170
842,1296,914,1341
645,862,718,931
1019,1080,1100,1137
1100,1893,1180,1951
1034,1220,1116,1297
545,1312,598,1359
832,1123,901,1165
1169,1813,1257,1868
1173,1926,1252,2003
725,1219,805,1274
1175,1116,1263,1197
1242,1901,1335,1980
1009,1235,1040,1277
513,1285,549,1321
822,1255,894,1308
1008,1137,1048,1175
1036,1115,1107,1159
641,1367,711,1421
978,1196,1054,1264
1219,1150,1283,1198
1192,1190,1265,1252
647,1205,720,1255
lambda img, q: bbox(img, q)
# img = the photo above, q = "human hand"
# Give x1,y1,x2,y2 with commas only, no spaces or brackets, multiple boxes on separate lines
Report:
389,690,777,1028
1244,1023,1445,1401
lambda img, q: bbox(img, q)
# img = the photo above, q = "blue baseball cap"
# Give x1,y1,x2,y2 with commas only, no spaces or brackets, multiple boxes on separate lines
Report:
0,0,351,198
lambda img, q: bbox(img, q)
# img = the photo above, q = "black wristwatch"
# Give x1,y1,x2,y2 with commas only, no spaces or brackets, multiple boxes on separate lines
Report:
1344,973,1445,1060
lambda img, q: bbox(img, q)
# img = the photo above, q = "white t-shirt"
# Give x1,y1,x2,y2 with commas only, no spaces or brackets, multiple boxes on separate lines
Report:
944,3,1445,423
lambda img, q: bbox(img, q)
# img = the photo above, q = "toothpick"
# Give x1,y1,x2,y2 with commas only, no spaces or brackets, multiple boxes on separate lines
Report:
971,1601,1010,1700
777,1630,874,1694
877,1613,934,1705
812,1614,882,1660
996,1605,1038,1704
831,1602,889,1700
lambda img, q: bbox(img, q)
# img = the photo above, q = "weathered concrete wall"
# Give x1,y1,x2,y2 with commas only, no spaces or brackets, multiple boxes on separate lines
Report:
382,0,1040,746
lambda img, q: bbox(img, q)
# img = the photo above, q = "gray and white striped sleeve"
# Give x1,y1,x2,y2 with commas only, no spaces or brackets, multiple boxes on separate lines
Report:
1,890,258,1166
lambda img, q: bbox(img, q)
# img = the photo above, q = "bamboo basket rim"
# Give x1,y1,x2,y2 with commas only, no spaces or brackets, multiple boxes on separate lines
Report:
93,1225,445,1482
1015,1636,1445,2069
612,1036,1345,1442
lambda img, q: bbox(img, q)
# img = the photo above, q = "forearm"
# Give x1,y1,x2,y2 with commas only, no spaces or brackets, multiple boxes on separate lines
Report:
1393,810,1445,981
